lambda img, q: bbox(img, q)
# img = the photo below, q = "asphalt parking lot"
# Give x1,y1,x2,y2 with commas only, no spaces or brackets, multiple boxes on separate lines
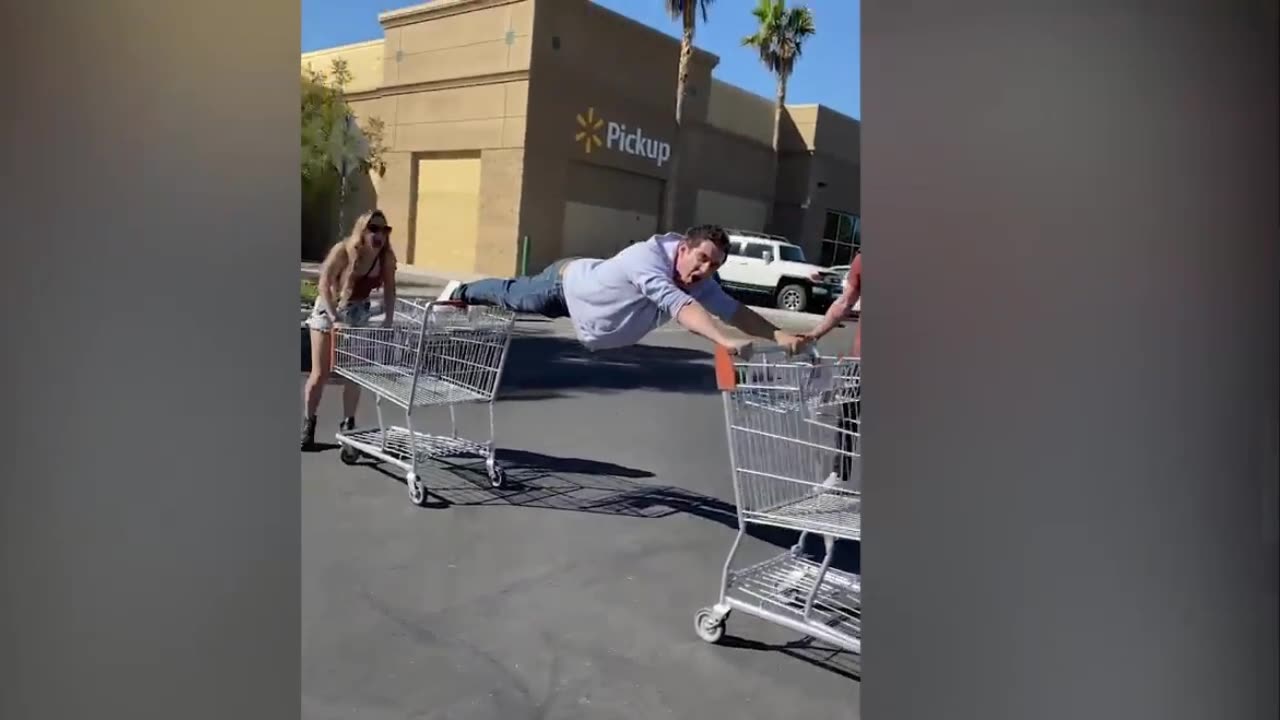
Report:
302,316,861,719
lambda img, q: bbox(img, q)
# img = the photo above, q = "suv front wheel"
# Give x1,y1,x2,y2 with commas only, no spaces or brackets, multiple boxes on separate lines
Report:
775,283,810,313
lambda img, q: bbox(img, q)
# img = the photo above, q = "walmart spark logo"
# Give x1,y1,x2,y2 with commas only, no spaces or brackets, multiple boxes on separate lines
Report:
575,107,604,153
574,107,672,167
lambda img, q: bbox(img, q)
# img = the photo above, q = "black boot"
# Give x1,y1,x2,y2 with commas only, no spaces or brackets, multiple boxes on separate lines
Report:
300,415,317,450
339,417,356,434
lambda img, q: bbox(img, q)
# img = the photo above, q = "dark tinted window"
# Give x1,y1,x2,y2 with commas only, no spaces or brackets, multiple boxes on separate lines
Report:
741,243,772,259
821,242,856,267
777,245,806,263
823,212,841,240
819,242,838,266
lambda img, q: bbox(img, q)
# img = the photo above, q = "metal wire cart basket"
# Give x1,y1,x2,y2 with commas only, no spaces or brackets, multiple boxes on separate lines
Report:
329,298,516,506
695,344,863,655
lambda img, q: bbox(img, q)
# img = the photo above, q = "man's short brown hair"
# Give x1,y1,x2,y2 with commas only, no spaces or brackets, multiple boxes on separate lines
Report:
682,224,730,252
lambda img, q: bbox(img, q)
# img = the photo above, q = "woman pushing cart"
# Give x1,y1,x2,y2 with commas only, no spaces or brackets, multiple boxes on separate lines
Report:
327,297,517,505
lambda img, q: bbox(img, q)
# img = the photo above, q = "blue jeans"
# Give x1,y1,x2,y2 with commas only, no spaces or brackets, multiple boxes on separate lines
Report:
459,259,574,318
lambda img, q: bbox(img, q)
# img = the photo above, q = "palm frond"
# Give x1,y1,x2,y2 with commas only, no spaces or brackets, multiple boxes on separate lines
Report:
665,0,714,24
743,0,816,79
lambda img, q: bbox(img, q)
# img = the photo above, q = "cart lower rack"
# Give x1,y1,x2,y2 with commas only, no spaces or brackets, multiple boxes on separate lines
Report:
695,345,863,655
330,298,516,506
695,536,862,652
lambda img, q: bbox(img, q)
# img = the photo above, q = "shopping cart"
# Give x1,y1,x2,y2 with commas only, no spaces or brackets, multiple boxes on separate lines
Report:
694,344,863,655
329,298,516,506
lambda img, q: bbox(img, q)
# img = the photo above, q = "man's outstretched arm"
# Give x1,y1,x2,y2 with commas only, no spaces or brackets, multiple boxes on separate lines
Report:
674,302,748,351
629,268,743,351
697,282,807,353
725,304,807,353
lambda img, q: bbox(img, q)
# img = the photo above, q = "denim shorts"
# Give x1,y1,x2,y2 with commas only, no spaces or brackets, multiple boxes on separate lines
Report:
305,298,372,331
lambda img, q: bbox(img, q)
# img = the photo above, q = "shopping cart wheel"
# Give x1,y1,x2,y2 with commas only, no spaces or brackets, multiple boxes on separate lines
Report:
406,473,429,507
694,607,726,644
485,459,505,489
339,445,362,465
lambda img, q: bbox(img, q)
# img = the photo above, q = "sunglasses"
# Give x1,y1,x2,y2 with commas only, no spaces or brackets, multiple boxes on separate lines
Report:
366,224,392,235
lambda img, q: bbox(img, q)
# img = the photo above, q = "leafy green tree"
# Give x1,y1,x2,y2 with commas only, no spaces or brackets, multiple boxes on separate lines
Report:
300,58,386,257
742,0,816,150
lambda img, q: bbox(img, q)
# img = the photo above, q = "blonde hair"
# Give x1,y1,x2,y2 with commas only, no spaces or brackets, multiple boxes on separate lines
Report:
334,209,391,305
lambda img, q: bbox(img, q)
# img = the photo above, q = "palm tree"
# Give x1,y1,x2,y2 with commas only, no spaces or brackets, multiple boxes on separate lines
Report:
742,0,816,151
661,0,714,231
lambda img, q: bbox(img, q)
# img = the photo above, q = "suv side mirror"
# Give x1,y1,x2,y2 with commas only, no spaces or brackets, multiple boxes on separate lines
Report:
760,250,774,263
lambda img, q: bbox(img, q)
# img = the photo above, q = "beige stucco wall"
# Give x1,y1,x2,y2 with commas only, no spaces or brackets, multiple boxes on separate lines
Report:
378,151,417,264
475,148,525,275
770,104,861,252
778,104,819,153
387,81,528,151
813,106,861,166
328,1,534,275
706,79,776,147
694,189,769,232
516,0,721,269
301,40,384,92
301,0,859,273
379,0,533,86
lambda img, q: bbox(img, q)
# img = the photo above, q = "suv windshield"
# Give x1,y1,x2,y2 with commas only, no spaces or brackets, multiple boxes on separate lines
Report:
776,244,807,263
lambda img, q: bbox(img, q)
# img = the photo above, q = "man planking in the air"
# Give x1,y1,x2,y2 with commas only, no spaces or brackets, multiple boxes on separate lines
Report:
437,224,808,356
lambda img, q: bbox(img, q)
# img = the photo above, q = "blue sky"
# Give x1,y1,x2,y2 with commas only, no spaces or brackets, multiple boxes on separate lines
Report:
301,0,860,119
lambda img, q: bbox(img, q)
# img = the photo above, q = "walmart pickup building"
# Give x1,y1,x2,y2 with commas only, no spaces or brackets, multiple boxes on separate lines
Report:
302,0,861,276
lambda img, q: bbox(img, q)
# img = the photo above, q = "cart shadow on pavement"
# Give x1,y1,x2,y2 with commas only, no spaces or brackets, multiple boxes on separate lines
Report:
355,447,860,576
342,445,863,680
717,635,862,682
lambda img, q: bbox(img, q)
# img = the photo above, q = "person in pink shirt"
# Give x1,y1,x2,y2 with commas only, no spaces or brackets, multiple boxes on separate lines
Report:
804,250,861,356
803,251,862,484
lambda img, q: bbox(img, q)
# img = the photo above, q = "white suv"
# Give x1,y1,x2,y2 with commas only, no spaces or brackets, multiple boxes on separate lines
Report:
715,230,843,313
